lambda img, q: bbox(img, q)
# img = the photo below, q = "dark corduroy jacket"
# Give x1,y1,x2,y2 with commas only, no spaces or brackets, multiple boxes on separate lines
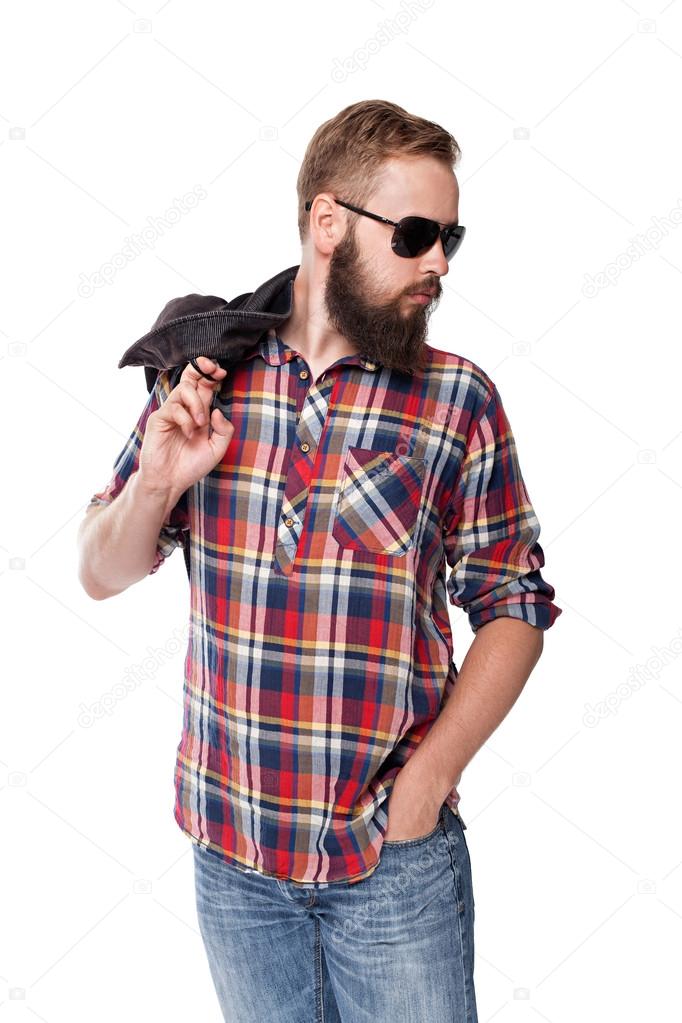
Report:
118,263,301,394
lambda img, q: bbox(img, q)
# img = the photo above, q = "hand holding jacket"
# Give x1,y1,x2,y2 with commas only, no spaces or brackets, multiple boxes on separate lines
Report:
138,355,233,507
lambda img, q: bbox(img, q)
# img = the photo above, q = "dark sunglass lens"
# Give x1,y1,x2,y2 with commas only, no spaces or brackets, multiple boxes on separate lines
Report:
394,217,438,258
442,226,465,260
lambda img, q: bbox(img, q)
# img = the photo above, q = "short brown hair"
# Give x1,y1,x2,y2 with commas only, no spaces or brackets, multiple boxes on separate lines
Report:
296,99,461,243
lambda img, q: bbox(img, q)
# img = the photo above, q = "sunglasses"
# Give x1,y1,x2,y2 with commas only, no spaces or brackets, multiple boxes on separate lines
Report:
304,197,466,261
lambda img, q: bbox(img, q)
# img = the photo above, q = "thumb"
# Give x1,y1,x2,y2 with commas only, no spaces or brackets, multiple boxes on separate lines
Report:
210,406,233,430
207,406,234,450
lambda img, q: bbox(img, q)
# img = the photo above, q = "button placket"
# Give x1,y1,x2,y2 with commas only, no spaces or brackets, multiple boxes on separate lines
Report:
273,377,334,575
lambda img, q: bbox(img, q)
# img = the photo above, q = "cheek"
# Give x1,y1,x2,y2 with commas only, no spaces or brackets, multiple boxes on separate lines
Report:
365,250,406,292
355,239,410,304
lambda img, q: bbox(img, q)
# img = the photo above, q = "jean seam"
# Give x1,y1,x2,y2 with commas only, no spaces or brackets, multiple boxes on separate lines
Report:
314,915,324,1023
444,827,474,1021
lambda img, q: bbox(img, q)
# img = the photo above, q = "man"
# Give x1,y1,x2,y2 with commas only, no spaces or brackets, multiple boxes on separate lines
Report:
78,99,562,1022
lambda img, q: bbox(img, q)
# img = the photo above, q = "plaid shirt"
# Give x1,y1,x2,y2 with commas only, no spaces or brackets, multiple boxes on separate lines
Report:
89,326,562,885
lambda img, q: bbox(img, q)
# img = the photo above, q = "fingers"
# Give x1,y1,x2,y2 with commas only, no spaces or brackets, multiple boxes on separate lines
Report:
182,356,227,387
189,356,222,381
166,400,197,440
165,379,209,425
153,356,229,440
167,357,225,426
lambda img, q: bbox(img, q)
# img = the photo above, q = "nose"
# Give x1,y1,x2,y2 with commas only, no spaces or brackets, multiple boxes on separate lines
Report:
418,236,450,278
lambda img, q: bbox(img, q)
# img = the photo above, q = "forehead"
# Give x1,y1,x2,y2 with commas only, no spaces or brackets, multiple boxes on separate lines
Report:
368,155,459,222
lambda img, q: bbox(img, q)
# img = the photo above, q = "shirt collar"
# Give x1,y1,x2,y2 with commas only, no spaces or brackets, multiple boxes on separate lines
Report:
242,327,380,372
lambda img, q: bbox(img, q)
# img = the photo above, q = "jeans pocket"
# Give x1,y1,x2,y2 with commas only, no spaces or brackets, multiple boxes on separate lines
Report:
382,808,446,848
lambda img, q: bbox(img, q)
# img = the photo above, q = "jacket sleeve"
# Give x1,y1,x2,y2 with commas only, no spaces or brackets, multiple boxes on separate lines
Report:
87,368,189,575
442,381,562,633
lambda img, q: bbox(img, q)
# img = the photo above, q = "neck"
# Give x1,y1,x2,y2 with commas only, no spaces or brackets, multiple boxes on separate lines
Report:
278,262,358,364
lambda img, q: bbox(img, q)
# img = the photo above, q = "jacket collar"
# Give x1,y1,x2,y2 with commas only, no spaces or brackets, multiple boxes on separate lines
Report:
117,263,380,376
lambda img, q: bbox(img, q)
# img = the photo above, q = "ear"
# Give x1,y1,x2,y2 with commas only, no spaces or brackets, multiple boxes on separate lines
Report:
306,194,344,256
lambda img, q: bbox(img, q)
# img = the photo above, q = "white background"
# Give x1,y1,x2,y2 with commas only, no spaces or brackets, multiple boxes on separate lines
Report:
1,0,681,1019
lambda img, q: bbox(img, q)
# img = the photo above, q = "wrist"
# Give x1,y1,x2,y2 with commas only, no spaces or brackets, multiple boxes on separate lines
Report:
132,470,179,516
400,753,462,806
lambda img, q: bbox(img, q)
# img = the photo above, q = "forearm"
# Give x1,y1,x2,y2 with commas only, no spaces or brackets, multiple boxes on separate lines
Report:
77,471,179,600
405,617,545,800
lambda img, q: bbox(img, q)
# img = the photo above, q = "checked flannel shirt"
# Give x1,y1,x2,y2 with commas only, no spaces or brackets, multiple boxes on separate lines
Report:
88,324,562,886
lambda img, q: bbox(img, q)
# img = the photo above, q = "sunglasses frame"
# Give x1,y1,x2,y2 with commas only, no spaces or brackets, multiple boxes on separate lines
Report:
304,197,465,260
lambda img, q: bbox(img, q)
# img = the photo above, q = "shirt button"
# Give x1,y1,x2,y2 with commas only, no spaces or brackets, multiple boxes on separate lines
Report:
300,442,310,452
285,517,294,527
299,369,309,380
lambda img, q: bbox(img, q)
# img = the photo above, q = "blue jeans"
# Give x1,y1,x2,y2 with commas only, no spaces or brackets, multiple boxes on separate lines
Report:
192,802,477,1022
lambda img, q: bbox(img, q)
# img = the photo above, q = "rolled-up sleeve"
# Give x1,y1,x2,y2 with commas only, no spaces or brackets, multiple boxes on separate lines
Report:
87,368,189,575
442,381,562,633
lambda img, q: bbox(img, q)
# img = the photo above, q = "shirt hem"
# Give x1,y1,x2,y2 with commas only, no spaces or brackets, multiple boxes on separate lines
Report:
176,817,382,887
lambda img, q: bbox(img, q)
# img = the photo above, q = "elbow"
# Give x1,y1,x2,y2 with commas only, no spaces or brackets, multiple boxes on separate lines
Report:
76,548,145,600
77,564,124,601
83,585,121,602
76,517,125,601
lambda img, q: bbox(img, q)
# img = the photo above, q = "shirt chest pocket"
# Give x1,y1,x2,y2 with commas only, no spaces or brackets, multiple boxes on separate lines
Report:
332,445,427,556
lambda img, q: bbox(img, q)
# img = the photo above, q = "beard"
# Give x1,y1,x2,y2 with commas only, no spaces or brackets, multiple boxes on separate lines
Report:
323,225,442,375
